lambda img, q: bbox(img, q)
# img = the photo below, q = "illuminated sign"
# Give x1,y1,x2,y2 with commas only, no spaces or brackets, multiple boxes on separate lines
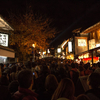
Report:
78,39,86,46
96,44,100,48
57,48,61,53
68,42,72,52
47,49,50,53
75,37,88,55
0,33,8,47
89,39,95,50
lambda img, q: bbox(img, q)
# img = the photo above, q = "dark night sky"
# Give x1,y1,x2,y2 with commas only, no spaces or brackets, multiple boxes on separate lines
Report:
0,0,100,47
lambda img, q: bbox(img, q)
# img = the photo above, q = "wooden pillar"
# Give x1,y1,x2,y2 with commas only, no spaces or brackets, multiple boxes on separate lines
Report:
91,51,93,65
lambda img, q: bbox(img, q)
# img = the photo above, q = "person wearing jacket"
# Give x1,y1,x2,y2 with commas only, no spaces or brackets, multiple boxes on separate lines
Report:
12,69,38,100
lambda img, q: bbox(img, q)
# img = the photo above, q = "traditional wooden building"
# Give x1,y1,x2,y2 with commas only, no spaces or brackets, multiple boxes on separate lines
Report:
79,22,100,64
0,16,15,63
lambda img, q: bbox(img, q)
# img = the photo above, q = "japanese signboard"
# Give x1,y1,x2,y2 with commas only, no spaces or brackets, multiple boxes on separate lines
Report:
75,37,88,55
0,33,8,47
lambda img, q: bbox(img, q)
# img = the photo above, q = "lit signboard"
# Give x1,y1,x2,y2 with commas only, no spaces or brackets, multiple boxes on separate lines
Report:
89,39,95,50
68,41,72,52
0,33,8,47
57,48,61,53
75,37,88,55
78,39,86,46
47,49,50,53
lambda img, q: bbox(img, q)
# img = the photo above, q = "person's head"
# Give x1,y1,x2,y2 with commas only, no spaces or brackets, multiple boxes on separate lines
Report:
6,63,9,68
8,80,19,94
11,65,16,73
0,72,9,86
87,62,90,68
45,74,58,91
84,64,89,70
97,62,100,68
71,63,76,68
76,94,90,100
39,65,49,75
92,63,96,67
18,69,33,89
51,78,75,100
87,72,100,89
0,63,4,72
4,69,10,80
79,66,84,72
94,67,100,74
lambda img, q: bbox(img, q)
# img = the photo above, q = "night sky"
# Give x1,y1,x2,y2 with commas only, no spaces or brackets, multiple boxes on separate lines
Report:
0,0,100,47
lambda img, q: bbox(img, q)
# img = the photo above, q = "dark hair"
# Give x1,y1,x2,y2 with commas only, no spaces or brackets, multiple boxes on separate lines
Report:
0,74,9,86
76,94,90,100
18,69,33,88
18,66,21,72
11,65,16,73
51,78,75,100
84,64,89,70
97,62,100,68
71,63,76,68
45,74,58,91
39,65,49,75
6,63,9,68
8,80,19,93
79,66,84,72
0,63,4,71
89,72,100,89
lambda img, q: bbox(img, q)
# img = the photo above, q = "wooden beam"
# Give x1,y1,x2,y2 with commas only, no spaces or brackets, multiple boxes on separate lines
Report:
81,22,100,34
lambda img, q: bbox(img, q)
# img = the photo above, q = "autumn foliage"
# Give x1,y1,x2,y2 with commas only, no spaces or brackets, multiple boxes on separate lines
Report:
8,12,57,60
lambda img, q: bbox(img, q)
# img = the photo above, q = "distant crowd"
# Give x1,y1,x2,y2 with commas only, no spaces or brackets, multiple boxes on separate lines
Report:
0,58,100,100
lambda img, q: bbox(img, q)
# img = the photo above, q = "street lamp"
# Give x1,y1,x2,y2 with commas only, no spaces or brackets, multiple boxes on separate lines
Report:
57,48,61,53
57,48,61,58
32,44,35,48
32,44,35,62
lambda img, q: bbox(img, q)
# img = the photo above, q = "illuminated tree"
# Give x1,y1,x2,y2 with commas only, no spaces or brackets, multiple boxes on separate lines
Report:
8,11,57,61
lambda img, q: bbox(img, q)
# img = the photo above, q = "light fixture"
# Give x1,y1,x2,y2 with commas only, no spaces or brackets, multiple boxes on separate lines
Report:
57,48,61,53
32,44,35,48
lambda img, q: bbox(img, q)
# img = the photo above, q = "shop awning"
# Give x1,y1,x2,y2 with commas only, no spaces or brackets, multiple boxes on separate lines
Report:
0,45,15,58
0,16,14,31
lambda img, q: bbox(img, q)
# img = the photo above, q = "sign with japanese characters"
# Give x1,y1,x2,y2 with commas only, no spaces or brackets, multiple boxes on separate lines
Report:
75,37,88,55
89,39,95,50
78,39,86,46
0,33,8,47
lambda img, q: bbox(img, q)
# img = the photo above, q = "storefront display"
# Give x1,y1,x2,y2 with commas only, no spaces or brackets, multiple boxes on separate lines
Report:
66,54,74,60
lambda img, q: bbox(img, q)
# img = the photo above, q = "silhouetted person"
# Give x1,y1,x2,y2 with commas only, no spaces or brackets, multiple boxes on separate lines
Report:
51,78,75,100
8,80,19,96
12,69,38,100
38,74,58,100
85,72,100,100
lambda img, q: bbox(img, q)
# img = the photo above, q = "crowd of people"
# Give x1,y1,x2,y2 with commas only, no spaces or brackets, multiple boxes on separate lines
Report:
0,58,100,100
